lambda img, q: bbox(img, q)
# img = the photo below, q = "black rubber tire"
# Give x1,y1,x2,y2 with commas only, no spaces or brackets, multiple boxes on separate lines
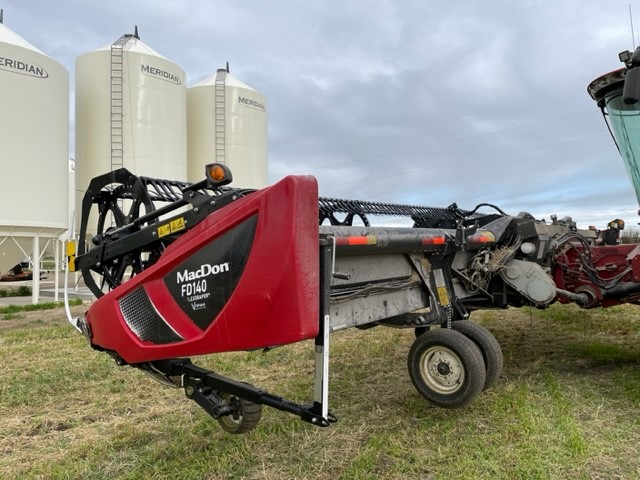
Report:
217,393,262,434
414,326,430,338
407,328,486,409
450,320,503,391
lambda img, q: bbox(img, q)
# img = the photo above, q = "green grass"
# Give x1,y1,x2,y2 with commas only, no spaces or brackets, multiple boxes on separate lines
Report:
1,299,83,320
2,303,640,479
0,285,31,297
0,299,83,316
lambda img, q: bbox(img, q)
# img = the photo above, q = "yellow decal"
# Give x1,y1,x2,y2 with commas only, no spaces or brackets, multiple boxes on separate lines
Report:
433,270,450,306
170,217,185,233
158,217,185,238
157,224,171,238
437,286,450,306
65,240,76,257
65,240,76,272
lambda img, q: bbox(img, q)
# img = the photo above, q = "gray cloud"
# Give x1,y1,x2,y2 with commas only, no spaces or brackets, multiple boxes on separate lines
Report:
3,0,640,228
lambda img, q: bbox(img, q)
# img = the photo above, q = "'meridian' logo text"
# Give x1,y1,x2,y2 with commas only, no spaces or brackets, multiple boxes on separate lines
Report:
0,57,48,78
238,96,266,111
141,64,182,85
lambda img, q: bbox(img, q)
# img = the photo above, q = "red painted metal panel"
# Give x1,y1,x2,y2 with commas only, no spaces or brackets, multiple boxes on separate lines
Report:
85,176,320,363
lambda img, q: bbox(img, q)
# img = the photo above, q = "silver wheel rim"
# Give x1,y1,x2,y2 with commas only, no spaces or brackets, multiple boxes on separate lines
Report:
219,414,242,429
218,394,243,430
419,345,465,394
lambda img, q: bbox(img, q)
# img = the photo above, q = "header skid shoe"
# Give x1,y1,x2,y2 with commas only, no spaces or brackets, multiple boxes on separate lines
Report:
84,175,320,363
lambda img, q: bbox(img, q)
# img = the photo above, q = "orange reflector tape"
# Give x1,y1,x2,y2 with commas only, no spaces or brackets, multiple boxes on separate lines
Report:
421,236,446,245
335,235,378,246
467,231,496,243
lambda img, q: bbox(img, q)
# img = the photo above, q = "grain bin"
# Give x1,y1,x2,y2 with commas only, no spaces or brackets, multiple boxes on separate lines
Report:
0,21,69,233
0,16,69,301
187,68,267,187
75,29,187,193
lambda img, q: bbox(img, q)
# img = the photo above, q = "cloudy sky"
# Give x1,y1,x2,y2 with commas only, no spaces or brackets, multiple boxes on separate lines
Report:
3,0,640,228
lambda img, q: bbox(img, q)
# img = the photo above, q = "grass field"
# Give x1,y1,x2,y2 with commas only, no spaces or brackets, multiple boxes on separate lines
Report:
2,302,640,479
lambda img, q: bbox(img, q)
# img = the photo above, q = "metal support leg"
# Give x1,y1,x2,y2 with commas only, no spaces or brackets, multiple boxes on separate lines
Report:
313,313,330,419
312,239,334,422
32,235,39,304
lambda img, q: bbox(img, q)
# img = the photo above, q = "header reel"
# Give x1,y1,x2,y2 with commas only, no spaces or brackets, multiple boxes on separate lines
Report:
76,164,239,298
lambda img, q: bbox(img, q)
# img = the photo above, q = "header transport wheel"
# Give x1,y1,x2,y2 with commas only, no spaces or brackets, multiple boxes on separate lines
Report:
217,393,262,434
450,320,503,391
407,328,486,409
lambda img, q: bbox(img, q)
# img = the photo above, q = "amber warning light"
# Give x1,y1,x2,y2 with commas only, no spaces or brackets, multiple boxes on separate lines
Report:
205,163,233,187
